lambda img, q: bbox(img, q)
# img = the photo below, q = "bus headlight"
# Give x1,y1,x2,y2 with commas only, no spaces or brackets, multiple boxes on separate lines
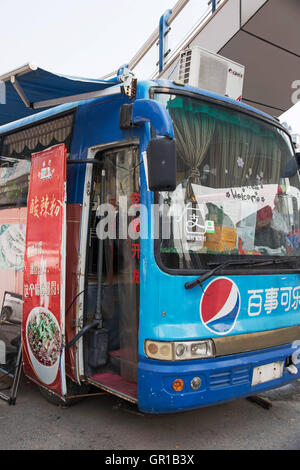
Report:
145,339,215,361
174,340,215,360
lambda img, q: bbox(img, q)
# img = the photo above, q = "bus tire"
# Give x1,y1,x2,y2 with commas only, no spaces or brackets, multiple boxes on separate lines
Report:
38,378,91,407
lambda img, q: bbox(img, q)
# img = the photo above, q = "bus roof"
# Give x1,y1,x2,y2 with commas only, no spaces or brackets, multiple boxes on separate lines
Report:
153,79,280,125
0,78,281,137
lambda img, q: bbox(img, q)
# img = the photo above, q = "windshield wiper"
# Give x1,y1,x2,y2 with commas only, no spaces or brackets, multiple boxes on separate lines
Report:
184,256,299,290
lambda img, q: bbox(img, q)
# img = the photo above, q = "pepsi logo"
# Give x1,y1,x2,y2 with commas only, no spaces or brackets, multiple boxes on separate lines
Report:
200,277,240,335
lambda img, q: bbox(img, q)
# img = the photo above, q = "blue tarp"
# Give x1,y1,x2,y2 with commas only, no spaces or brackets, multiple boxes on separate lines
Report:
0,66,118,126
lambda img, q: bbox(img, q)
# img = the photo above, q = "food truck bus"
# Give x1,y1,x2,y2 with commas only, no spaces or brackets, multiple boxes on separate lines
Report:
0,68,300,413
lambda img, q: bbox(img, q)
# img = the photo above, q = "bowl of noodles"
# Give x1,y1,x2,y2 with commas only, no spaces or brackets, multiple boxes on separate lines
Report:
26,307,61,385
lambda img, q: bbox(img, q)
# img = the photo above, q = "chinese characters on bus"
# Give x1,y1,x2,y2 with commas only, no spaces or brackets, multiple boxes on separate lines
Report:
130,192,140,285
248,286,300,316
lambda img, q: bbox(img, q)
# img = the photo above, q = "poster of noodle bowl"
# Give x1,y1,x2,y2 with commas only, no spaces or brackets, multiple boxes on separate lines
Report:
22,144,67,397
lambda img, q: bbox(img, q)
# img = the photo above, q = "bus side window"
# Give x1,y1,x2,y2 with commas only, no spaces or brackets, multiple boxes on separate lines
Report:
0,158,30,207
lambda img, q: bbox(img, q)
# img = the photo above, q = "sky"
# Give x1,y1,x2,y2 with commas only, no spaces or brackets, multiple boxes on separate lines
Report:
0,0,299,135
0,0,205,78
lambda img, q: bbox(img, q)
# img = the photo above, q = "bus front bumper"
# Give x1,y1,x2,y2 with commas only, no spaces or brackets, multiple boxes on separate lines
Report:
137,343,300,414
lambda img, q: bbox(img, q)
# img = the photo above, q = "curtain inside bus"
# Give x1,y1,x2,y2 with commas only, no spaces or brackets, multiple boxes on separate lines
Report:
0,114,74,207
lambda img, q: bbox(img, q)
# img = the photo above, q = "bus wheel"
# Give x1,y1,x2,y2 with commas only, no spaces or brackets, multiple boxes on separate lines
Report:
38,379,91,407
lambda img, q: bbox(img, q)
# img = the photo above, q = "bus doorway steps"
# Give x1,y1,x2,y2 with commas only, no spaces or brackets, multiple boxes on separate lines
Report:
109,349,121,375
88,371,137,404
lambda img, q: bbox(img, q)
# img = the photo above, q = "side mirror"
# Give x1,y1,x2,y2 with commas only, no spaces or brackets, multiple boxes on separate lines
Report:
146,137,176,192
282,157,298,177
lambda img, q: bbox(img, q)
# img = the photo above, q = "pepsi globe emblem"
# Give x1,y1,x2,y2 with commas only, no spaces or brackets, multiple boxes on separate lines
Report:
200,277,241,335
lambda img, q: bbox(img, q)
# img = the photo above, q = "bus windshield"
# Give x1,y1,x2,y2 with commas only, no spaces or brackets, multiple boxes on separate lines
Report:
154,92,300,271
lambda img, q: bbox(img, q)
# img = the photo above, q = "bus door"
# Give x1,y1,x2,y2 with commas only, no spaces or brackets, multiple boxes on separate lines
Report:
84,144,140,401
22,144,67,398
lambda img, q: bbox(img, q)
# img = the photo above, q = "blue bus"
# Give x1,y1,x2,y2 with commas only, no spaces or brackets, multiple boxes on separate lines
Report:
0,75,299,413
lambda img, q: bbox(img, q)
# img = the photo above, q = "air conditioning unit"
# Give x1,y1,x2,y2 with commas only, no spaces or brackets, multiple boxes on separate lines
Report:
177,47,245,101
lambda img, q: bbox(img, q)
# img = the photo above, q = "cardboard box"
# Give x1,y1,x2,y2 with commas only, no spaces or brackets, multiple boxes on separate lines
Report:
205,225,237,252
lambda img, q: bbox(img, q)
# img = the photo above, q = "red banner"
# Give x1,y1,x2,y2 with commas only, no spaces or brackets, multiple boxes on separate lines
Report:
22,144,67,397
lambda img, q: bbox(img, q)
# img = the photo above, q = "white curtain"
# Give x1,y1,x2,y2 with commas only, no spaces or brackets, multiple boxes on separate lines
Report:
169,108,216,199
208,123,281,188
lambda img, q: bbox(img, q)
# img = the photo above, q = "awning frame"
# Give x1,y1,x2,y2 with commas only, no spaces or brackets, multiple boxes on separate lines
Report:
0,63,136,121
32,86,121,109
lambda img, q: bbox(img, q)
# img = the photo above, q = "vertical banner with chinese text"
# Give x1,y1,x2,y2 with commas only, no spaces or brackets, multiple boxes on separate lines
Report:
22,144,67,397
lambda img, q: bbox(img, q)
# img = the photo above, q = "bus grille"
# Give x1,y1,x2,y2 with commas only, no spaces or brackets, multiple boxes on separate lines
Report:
209,367,250,389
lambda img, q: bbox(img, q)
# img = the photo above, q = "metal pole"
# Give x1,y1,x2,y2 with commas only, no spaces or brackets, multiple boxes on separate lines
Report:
100,0,191,79
95,168,106,328
9,344,23,405
129,0,190,71
0,62,37,83
159,10,172,73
